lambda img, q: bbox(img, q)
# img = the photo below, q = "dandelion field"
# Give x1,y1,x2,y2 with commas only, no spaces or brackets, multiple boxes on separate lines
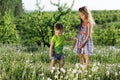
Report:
0,45,120,80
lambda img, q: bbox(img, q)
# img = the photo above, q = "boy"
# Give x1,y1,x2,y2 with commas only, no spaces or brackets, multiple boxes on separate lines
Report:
49,23,66,69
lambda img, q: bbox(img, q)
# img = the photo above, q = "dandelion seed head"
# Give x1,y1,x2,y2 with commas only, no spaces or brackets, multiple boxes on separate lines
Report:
60,75,63,79
64,75,68,79
97,62,100,66
85,70,88,73
97,77,100,80
56,70,60,74
55,75,58,79
89,75,92,78
80,64,85,70
72,69,77,74
47,78,52,80
106,71,110,76
78,69,82,73
83,78,86,80
50,69,54,73
26,60,29,63
60,68,66,73
51,67,55,70
75,63,80,68
73,77,78,80
40,73,44,76
115,72,118,76
68,68,72,72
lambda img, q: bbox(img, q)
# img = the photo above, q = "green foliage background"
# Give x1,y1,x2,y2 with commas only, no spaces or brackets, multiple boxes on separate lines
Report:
0,0,120,48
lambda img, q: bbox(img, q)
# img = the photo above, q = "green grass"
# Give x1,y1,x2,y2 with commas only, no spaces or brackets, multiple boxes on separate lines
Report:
0,45,120,80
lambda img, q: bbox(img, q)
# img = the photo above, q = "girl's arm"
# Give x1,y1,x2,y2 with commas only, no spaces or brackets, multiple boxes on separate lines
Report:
49,43,54,58
67,37,77,41
79,23,91,48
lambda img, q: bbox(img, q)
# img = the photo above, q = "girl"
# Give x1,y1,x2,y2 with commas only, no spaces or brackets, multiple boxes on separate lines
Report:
73,6,95,70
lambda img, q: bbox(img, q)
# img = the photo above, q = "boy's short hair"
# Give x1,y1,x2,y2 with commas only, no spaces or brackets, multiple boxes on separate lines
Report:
54,23,63,30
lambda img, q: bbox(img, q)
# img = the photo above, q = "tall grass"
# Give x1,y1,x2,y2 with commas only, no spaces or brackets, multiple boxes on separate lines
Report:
0,45,120,80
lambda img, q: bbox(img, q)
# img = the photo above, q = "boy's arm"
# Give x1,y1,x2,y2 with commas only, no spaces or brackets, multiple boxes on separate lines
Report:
49,43,54,59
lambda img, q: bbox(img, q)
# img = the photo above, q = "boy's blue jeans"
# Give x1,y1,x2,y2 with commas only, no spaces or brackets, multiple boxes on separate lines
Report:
51,51,64,60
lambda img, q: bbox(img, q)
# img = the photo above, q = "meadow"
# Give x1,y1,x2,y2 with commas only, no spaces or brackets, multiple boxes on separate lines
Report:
0,45,120,80
0,1,120,80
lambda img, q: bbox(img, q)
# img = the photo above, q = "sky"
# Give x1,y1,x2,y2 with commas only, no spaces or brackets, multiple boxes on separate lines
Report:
22,0,120,11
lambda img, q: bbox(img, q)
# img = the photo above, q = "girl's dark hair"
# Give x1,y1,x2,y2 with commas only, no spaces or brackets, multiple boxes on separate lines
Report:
79,6,96,33
79,6,88,14
54,23,63,30
78,6,88,30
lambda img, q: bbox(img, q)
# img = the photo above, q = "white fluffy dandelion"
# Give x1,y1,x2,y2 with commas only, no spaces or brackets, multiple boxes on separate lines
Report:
97,62,100,66
54,75,58,79
60,68,66,73
73,77,78,80
80,64,85,70
83,78,87,80
89,75,92,78
60,75,63,79
51,67,55,70
26,60,30,63
72,69,77,74
40,73,44,76
64,75,68,79
50,67,55,73
75,63,80,68
70,73,74,77
75,73,78,78
97,77,100,80
115,72,118,76
92,66,99,72
67,68,72,72
56,70,60,74
106,71,110,76
47,78,52,80
78,69,82,73
50,69,54,73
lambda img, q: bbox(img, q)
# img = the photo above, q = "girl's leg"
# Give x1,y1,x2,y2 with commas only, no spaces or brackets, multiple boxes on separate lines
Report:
50,59,55,68
84,54,89,70
78,53,83,64
59,59,64,68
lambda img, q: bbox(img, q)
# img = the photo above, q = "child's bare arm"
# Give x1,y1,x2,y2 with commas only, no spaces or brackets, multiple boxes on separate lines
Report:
49,43,54,58
67,37,77,41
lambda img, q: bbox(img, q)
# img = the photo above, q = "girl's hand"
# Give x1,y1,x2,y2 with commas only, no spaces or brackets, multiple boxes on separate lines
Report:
73,37,78,40
79,44,83,49
79,43,85,49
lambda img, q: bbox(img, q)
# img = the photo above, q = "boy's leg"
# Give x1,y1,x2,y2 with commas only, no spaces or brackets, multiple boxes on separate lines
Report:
58,53,64,68
50,59,55,68
50,51,57,68
84,54,89,70
78,53,83,64
59,59,64,68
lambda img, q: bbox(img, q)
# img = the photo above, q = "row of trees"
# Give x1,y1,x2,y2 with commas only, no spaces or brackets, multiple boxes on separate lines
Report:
93,11,120,24
0,0,23,17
